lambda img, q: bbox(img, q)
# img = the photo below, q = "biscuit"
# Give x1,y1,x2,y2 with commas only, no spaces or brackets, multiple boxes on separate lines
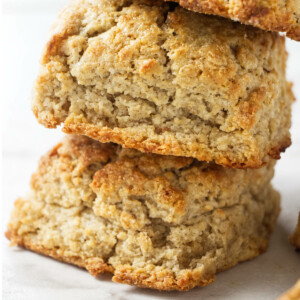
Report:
169,0,300,41
290,213,300,249
32,0,294,168
6,135,280,291
278,279,300,300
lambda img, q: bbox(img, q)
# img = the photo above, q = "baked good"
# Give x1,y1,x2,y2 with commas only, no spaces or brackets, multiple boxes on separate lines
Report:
278,279,300,300
6,135,280,291
290,213,300,249
32,0,294,168
169,0,300,41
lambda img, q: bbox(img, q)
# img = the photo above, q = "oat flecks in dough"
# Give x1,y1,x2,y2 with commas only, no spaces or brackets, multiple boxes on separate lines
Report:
32,0,294,168
170,0,300,41
6,136,280,291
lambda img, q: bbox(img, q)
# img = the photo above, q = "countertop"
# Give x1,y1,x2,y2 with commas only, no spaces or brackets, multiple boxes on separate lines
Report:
2,1,300,299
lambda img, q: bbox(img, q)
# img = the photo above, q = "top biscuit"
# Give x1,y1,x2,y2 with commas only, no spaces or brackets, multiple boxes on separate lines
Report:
32,0,294,168
169,0,300,41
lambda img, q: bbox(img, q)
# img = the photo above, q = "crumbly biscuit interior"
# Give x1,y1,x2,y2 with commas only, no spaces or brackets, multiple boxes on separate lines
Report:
7,136,280,289
33,0,293,165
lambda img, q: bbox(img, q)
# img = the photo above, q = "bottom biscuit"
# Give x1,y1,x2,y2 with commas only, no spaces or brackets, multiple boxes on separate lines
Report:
6,135,280,291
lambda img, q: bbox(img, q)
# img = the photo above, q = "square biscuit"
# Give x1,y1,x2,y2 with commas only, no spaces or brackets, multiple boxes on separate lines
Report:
6,135,280,291
32,0,294,168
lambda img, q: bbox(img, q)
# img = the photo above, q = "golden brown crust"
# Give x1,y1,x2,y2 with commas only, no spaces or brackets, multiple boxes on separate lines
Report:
268,138,292,160
63,120,290,169
171,0,300,41
92,159,186,220
32,0,294,168
5,228,114,275
5,136,281,291
112,266,215,291
5,225,271,291
289,213,300,249
6,228,213,291
5,226,217,291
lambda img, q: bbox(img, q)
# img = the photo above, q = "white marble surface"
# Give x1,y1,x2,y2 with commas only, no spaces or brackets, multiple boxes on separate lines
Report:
2,1,300,299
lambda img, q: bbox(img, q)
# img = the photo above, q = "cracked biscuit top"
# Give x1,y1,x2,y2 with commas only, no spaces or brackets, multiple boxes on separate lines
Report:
6,135,280,291
29,135,277,223
32,0,294,168
169,0,300,41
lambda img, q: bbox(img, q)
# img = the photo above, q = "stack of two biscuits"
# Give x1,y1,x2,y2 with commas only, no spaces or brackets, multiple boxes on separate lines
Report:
6,0,297,291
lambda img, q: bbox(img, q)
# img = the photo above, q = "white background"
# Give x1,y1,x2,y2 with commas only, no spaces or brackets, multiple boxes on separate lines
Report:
1,1,300,299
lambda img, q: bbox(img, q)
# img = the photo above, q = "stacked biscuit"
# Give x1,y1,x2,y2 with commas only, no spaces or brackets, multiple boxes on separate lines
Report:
6,0,298,291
